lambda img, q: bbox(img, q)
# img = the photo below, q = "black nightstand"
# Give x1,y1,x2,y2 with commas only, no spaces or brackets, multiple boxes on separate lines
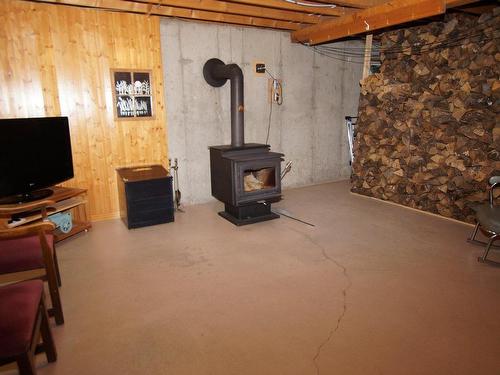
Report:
116,165,174,229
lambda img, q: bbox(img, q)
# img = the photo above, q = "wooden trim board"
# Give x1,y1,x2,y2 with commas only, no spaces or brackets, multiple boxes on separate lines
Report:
350,191,474,228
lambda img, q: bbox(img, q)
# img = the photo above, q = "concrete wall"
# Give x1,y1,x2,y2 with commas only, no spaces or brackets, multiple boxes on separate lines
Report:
161,19,363,204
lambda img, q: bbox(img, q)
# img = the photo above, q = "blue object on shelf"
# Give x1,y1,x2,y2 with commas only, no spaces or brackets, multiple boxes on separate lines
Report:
48,212,73,234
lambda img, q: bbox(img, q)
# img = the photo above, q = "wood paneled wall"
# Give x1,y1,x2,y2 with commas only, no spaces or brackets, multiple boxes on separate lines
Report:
0,1,168,220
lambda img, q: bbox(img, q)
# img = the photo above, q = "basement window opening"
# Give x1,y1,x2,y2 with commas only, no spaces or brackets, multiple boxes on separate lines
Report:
243,167,276,192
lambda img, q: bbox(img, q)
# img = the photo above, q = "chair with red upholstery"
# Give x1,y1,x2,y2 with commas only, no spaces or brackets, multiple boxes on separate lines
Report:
0,280,57,375
0,200,64,325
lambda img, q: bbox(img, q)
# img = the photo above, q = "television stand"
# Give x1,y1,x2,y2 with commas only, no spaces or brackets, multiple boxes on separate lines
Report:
0,188,53,205
0,186,91,243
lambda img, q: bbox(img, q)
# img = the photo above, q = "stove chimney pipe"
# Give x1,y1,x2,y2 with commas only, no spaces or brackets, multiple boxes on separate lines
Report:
203,58,244,148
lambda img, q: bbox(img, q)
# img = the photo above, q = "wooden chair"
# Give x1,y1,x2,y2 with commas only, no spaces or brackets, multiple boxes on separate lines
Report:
468,176,500,264
0,200,64,325
0,280,57,375
0,199,62,287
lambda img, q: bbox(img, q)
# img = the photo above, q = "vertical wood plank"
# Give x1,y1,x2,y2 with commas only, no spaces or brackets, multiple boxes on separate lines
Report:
362,34,373,79
0,2,45,117
32,5,61,116
0,1,169,221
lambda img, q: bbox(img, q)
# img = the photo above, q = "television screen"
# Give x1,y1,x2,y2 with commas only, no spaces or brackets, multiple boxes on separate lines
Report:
0,116,74,203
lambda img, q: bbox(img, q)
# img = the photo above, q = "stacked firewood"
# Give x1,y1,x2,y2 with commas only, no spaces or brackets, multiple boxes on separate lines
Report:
351,8,500,222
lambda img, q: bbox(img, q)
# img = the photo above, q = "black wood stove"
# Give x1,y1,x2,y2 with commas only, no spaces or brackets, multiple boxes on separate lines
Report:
203,58,283,226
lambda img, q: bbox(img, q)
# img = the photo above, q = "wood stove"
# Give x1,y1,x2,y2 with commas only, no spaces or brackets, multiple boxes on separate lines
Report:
204,58,283,225
210,143,283,225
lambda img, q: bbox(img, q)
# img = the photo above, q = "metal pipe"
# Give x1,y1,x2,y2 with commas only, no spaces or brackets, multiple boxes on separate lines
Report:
203,58,244,147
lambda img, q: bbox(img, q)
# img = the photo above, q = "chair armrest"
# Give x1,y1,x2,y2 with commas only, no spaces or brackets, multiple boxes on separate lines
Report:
488,176,500,206
0,221,55,240
0,200,56,218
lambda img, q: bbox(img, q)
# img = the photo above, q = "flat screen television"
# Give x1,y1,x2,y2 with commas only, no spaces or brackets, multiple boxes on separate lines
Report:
0,116,74,204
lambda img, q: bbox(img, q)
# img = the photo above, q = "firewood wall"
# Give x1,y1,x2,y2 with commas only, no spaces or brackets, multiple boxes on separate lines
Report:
351,9,500,223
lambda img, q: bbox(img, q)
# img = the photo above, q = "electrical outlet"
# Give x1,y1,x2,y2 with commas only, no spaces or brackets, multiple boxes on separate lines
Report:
254,61,266,76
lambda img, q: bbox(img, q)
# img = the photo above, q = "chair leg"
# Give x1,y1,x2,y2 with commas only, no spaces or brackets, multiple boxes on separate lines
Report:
16,352,36,375
42,244,64,325
478,234,499,263
46,269,64,325
469,222,480,241
52,246,62,287
39,295,57,363
467,224,500,250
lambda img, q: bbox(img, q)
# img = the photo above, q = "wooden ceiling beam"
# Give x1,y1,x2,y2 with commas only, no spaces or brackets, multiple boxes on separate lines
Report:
27,0,303,30
25,0,485,38
291,0,448,45
215,0,355,17
132,0,331,24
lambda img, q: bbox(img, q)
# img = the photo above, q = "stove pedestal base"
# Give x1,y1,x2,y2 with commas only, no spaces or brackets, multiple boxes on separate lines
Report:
219,203,279,226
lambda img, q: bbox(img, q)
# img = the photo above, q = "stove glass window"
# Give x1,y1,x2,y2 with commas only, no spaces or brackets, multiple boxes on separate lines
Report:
243,167,276,192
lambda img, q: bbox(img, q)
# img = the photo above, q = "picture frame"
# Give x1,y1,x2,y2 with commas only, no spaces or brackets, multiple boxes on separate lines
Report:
111,70,154,119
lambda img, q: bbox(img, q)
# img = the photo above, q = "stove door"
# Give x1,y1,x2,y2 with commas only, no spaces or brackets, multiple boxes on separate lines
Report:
234,158,281,205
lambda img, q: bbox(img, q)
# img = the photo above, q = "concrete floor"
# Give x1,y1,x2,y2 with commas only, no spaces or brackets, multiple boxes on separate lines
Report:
2,181,500,375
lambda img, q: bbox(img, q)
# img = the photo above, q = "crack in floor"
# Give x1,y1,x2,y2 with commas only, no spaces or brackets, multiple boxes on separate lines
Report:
291,228,352,375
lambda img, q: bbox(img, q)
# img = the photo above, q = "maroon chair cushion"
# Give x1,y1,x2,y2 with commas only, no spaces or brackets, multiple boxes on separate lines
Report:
0,280,43,358
0,233,54,274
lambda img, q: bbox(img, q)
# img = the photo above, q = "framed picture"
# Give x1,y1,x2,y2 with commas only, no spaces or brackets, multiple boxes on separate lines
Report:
112,70,154,119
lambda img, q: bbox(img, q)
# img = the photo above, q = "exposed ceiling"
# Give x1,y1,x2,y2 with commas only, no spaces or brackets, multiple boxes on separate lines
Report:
28,0,492,44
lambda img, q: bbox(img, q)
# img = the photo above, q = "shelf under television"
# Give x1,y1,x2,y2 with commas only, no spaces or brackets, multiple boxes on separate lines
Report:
2,186,91,242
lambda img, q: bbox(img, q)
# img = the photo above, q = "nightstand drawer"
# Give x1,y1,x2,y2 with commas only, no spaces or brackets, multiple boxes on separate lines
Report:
125,178,172,200
127,195,174,211
127,207,174,229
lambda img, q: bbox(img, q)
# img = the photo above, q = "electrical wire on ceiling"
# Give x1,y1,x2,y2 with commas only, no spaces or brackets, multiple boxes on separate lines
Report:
327,23,495,54
304,23,499,64
313,35,499,64
283,0,337,8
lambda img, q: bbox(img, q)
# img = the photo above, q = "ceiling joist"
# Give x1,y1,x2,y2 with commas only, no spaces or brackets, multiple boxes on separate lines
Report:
295,0,389,8
30,0,305,30
222,0,355,17
291,0,484,45
291,0,448,45
131,0,332,25
26,0,491,37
